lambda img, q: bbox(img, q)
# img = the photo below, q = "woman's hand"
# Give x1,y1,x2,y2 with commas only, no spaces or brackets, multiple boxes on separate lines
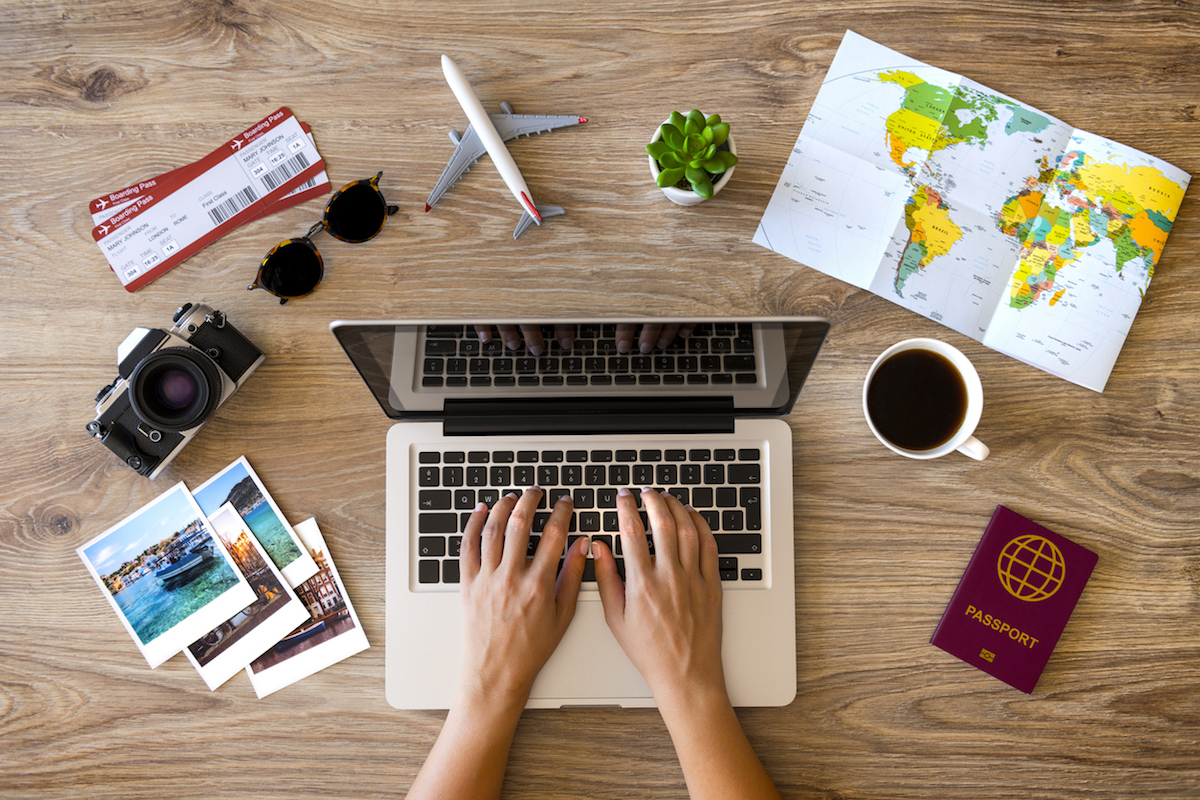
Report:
592,487,724,703
458,489,589,706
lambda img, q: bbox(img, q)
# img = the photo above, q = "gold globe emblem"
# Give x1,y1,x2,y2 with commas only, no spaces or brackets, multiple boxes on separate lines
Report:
997,535,1066,602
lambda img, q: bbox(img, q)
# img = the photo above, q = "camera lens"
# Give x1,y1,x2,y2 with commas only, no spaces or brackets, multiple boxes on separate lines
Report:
129,348,223,432
156,369,199,409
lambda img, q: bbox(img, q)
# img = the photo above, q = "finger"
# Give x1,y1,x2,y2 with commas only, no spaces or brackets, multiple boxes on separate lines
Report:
638,324,663,353
520,324,546,355
555,534,589,630
658,323,681,349
497,324,523,350
641,488,679,566
616,488,651,576
591,538,626,633
677,322,695,340
663,492,699,570
481,492,518,573
615,323,637,353
501,487,541,568
533,494,575,577
554,324,575,350
474,325,493,343
459,501,489,584
689,504,720,583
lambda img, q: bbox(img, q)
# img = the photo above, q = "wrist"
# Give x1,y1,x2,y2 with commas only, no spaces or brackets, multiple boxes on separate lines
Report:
455,678,530,728
654,676,733,727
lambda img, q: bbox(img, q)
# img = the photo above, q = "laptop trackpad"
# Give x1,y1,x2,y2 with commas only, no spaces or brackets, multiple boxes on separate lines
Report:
527,598,652,706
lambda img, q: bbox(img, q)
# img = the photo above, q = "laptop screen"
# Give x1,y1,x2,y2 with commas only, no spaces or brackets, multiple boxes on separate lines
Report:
330,318,829,421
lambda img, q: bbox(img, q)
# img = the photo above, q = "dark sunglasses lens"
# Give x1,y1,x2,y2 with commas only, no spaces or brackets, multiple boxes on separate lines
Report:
260,241,322,297
326,183,387,242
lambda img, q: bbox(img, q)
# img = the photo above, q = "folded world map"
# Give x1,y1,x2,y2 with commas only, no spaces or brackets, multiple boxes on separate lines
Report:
754,30,1190,392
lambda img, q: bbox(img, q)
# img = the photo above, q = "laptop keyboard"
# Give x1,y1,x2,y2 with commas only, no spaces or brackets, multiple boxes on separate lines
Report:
419,323,759,388
414,444,766,589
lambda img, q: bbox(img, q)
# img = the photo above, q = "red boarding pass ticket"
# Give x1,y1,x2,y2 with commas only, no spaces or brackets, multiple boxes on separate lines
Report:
92,108,324,291
90,124,328,226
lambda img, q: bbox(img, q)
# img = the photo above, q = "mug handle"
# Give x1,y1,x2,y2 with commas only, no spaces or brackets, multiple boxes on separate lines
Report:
957,436,990,461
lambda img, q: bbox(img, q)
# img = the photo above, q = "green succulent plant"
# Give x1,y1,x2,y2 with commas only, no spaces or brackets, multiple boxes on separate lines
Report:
646,110,739,199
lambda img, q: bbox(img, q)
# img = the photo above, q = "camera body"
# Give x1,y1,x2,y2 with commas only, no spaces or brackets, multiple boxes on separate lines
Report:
87,302,265,479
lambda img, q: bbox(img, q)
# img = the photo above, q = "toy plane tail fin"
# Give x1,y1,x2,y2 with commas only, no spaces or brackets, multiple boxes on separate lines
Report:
513,205,565,239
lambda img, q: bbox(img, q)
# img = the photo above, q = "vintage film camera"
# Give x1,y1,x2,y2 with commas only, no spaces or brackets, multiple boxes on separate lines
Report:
87,303,265,478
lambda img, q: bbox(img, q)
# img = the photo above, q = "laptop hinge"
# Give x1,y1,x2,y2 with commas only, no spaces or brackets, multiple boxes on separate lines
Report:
442,397,736,436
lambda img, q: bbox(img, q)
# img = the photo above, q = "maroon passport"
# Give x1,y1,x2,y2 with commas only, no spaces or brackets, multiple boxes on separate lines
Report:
931,505,1098,693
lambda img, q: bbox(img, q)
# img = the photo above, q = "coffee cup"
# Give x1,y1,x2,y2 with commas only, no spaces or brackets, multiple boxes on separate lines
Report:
862,338,989,461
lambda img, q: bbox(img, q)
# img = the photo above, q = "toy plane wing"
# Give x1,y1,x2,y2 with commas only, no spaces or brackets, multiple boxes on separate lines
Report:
425,102,586,236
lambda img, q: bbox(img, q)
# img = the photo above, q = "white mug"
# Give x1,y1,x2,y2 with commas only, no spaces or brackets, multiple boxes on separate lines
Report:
862,338,989,461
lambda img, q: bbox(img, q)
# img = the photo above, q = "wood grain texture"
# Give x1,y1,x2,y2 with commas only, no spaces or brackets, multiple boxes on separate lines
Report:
1,0,1198,797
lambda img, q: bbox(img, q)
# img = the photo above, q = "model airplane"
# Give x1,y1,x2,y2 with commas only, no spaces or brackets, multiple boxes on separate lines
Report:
429,55,587,239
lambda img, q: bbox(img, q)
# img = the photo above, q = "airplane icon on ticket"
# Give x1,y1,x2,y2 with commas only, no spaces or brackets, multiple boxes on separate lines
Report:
231,138,244,151
96,197,109,210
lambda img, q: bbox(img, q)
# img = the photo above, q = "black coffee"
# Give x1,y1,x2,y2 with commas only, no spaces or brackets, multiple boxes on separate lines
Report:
866,349,968,451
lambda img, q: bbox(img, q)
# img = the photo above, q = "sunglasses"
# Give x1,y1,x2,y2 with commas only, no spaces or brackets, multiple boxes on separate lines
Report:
249,172,398,304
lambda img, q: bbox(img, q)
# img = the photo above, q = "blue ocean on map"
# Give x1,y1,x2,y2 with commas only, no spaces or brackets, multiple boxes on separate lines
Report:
111,549,240,645
242,501,302,570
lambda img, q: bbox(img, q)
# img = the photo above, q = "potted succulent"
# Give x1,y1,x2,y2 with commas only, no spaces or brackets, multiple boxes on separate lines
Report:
646,110,739,206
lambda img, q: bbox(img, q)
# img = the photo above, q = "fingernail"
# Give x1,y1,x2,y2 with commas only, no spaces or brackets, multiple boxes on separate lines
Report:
530,345,543,355
640,341,652,353
504,492,518,499
476,501,488,512
561,337,572,348
579,536,591,555
641,486,653,494
617,341,629,353
685,504,696,512
657,338,670,349
478,330,489,342
617,488,631,497
532,485,543,493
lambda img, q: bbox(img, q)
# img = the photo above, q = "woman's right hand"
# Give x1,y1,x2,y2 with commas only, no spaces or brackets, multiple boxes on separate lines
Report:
591,487,725,703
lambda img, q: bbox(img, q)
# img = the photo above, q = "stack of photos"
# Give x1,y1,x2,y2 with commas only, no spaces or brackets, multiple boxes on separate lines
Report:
247,517,370,698
77,458,369,693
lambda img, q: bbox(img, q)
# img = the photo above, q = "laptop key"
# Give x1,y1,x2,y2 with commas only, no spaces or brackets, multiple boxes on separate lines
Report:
680,464,701,484
418,467,440,486
616,450,637,462
585,465,606,485
715,449,736,461
468,451,489,463
419,536,446,557
716,487,737,507
603,511,619,531
591,449,613,462
517,450,539,462
478,488,500,507
542,450,564,463
729,464,761,484
740,568,762,581
715,533,761,554
418,513,457,534
450,537,462,557
738,448,760,461
657,464,678,484
549,488,571,507
447,376,468,387
640,449,662,462
418,560,439,584
691,487,713,507
608,464,630,485
538,465,559,486
444,452,465,463
700,510,720,530
446,358,467,374
724,354,756,371
668,487,689,505
518,375,540,386
704,464,725,484
689,449,712,462
579,512,600,532
563,465,582,485
425,339,458,355
615,375,636,385
454,490,475,509
444,468,464,486
532,513,551,533
423,358,444,374
722,510,744,531
490,466,511,486
421,376,444,387
633,464,654,485
513,465,535,485
419,452,440,464
442,560,460,584
665,449,686,462
741,488,762,531
419,489,452,510
573,488,595,508
597,488,618,507
527,534,541,555
735,373,757,384
467,467,487,486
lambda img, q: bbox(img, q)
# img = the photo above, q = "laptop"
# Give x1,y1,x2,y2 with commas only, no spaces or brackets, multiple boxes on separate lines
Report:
330,317,829,709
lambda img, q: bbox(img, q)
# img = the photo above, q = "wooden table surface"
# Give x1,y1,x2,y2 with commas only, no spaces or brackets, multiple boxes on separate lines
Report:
2,1,1198,797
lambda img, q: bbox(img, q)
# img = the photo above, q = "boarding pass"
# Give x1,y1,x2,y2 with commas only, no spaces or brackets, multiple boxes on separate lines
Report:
92,108,324,292
90,125,328,227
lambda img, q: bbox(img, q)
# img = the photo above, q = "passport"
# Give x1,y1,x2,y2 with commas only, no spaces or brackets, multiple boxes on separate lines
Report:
931,505,1098,693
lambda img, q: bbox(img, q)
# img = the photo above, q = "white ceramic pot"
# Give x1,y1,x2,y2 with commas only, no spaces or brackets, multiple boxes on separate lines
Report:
647,126,737,206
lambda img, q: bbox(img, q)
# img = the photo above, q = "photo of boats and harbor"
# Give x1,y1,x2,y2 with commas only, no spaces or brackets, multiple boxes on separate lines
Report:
82,486,241,646
193,458,305,573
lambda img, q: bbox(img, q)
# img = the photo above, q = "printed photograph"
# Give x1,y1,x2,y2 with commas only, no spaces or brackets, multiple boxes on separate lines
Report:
246,517,369,698
183,503,311,691
77,483,255,668
192,456,318,588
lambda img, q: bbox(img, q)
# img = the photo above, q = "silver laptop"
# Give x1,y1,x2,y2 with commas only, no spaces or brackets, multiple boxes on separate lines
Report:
330,317,829,709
